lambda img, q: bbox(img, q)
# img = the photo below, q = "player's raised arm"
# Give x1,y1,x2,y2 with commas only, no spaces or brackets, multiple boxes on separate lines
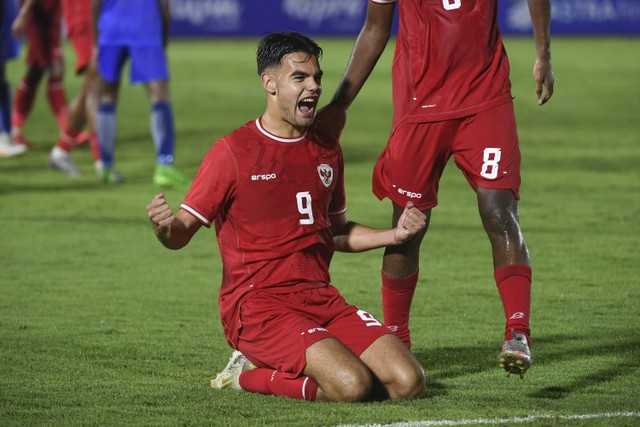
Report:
527,0,554,105
146,193,201,250
331,202,426,253
330,1,396,110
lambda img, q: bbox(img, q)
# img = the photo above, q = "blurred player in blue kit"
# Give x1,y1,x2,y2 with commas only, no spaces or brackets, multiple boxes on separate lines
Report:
0,0,26,157
93,0,189,188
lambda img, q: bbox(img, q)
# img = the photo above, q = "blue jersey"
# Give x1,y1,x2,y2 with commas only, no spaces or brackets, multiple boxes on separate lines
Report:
97,0,164,47
0,0,20,60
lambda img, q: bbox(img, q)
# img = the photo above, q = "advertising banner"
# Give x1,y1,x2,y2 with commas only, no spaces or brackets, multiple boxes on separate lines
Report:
499,0,640,35
169,0,383,37
169,0,640,37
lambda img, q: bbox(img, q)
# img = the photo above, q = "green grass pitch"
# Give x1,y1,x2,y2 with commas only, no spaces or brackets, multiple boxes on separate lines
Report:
1,37,639,426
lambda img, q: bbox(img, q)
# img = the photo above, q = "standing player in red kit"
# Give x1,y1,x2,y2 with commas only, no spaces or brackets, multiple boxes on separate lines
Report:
147,32,427,402
47,0,103,177
11,0,68,147
328,0,554,378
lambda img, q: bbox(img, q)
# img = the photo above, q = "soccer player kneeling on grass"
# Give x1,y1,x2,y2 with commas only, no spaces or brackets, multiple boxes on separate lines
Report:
147,32,427,402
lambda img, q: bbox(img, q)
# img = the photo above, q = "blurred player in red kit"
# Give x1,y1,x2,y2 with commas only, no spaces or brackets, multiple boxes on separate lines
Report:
147,32,428,402
11,0,68,147
47,0,103,177
327,0,554,378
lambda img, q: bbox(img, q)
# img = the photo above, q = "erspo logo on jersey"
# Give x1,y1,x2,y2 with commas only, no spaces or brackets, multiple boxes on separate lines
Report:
300,327,329,336
251,174,277,181
282,0,365,30
397,187,422,199
171,0,242,29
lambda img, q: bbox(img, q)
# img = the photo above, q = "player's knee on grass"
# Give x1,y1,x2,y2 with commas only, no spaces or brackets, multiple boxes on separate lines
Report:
308,358,373,402
386,359,426,400
360,334,426,400
320,366,373,402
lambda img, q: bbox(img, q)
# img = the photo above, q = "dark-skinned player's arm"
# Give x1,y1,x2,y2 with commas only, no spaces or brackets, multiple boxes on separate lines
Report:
331,1,395,110
527,0,554,105
314,1,395,141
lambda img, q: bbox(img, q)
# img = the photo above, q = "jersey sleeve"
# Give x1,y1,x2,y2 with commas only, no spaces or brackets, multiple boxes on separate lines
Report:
180,139,237,227
370,0,397,3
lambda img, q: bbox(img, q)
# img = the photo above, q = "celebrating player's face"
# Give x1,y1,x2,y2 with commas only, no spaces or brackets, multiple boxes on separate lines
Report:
273,52,323,132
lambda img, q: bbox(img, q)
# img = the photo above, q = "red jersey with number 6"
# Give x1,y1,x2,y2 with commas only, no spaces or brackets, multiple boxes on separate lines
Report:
372,0,512,126
181,119,346,344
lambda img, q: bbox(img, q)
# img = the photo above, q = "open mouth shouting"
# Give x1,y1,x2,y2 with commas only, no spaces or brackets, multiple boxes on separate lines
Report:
298,97,318,119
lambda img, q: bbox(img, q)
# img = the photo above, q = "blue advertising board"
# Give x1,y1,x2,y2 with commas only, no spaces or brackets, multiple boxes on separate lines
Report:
499,0,640,35
169,0,640,38
169,0,386,37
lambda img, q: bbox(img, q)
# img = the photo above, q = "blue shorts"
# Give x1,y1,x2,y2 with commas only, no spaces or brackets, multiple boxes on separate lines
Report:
0,32,19,62
98,45,169,84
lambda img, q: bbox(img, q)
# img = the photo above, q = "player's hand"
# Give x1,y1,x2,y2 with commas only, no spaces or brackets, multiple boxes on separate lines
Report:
314,102,347,140
394,201,427,244
146,193,174,239
533,57,554,105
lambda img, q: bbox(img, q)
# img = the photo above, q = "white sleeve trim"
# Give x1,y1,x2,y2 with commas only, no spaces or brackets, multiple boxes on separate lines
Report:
370,0,397,3
329,207,347,215
180,203,211,226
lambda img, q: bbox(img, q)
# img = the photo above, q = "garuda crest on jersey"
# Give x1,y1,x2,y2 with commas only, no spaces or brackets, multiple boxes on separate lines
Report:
317,164,333,188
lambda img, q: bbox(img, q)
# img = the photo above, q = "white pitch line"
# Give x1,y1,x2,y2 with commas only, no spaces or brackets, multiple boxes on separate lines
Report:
335,411,640,427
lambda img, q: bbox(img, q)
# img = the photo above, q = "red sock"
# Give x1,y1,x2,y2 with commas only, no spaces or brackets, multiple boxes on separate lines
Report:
495,264,532,344
239,368,318,401
12,78,36,130
381,269,419,349
56,128,80,152
88,132,101,162
46,76,68,129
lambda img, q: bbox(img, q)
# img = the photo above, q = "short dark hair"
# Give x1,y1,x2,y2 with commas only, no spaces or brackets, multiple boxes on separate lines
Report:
256,32,323,75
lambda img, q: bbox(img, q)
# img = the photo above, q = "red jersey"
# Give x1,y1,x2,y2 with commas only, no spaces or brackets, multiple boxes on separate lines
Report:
62,0,92,34
372,0,512,126
181,119,346,345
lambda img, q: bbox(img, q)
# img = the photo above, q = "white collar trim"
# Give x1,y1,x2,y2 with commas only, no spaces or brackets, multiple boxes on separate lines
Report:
255,118,306,143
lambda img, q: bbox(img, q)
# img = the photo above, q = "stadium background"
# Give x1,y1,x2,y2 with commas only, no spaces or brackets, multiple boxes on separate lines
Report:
168,0,640,37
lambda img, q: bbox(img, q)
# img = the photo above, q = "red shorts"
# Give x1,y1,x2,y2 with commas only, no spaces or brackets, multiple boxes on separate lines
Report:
62,0,93,73
373,100,521,210
235,285,391,377
23,0,62,68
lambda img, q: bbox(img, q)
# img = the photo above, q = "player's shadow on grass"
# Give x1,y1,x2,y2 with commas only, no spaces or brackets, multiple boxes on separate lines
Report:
412,343,496,399
412,331,640,400
527,333,640,400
